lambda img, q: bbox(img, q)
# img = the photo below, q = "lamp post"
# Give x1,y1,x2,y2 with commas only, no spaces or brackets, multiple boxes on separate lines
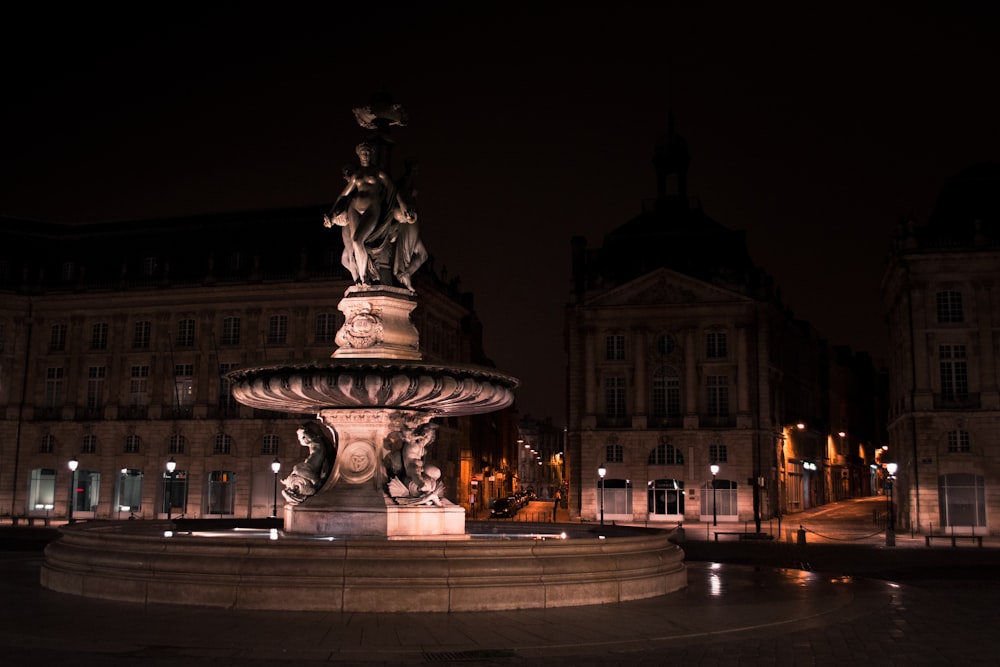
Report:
710,464,720,526
165,457,177,521
67,456,79,524
885,462,897,547
597,463,606,526
271,457,281,519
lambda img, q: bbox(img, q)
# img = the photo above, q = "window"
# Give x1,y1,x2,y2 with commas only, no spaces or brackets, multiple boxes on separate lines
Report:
701,478,738,518
939,345,968,401
938,473,985,528
706,331,727,359
221,317,241,345
218,363,238,413
651,367,681,419
28,468,56,512
605,443,623,463
44,367,64,408
90,322,108,350
656,334,676,354
133,320,151,349
207,470,237,515
936,291,964,324
169,434,185,454
647,479,684,518
117,469,143,514
62,261,76,281
605,334,625,361
947,430,970,453
162,469,188,515
0,321,4,352
707,375,729,417
605,376,626,418
214,433,233,455
81,434,97,454
710,443,728,464
50,323,67,351
598,478,633,517
142,256,158,277
86,366,106,409
124,434,141,454
173,364,194,408
648,441,683,465
129,365,149,405
316,313,337,343
176,319,195,347
72,469,101,513
262,434,279,455
267,314,288,344
40,434,55,454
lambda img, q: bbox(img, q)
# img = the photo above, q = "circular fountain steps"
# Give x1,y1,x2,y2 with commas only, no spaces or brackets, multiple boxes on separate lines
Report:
40,522,686,612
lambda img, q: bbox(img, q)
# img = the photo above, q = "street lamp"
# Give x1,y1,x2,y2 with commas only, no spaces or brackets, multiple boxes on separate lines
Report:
597,463,606,526
67,456,79,524
271,457,281,519
710,464,720,527
885,462,897,547
165,457,177,521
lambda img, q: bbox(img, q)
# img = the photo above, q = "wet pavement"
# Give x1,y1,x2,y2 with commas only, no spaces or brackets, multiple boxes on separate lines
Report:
2,496,999,666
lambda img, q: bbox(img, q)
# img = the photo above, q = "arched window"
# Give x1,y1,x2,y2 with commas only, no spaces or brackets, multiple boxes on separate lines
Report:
648,441,683,465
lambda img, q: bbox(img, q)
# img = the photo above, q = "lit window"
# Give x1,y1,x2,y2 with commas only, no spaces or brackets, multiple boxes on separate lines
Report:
174,364,194,408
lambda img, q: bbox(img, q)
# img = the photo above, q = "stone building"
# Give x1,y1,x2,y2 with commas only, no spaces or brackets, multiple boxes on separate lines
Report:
882,162,1000,535
0,207,515,522
565,125,880,529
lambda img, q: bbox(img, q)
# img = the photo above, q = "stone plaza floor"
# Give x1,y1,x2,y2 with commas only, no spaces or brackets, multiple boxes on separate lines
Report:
2,497,999,666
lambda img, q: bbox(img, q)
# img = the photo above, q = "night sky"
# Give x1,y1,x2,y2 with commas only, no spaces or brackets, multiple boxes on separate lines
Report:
3,3,999,425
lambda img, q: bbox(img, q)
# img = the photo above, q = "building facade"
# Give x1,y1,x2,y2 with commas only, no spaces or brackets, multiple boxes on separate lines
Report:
882,162,1000,535
0,208,515,522
565,127,880,529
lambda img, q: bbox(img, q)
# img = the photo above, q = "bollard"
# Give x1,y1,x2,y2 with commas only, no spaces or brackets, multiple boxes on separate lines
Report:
797,525,806,545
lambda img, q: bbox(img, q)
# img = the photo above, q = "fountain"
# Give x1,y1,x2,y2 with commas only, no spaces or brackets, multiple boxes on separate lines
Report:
39,96,686,611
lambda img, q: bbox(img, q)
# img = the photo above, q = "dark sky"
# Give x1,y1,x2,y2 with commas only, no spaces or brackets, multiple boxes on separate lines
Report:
3,3,999,425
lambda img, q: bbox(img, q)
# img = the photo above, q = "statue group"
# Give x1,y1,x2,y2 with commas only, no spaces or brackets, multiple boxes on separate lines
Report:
323,97,428,292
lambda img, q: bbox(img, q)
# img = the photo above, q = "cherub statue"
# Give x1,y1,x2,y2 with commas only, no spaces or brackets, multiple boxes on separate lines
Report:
281,421,336,505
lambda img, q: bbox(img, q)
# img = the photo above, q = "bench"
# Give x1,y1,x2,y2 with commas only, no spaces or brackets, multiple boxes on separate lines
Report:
925,534,983,547
714,531,773,541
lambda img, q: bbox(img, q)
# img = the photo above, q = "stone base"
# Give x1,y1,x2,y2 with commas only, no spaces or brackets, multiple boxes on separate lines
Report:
284,484,466,537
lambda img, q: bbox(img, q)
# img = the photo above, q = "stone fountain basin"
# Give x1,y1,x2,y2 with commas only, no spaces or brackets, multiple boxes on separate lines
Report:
40,521,687,612
226,359,519,415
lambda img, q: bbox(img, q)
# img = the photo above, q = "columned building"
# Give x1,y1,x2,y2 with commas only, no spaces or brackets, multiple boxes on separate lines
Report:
882,162,1000,535
0,208,514,522
565,125,877,529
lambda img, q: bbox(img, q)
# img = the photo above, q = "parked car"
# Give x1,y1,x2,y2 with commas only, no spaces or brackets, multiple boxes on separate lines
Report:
490,498,516,519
